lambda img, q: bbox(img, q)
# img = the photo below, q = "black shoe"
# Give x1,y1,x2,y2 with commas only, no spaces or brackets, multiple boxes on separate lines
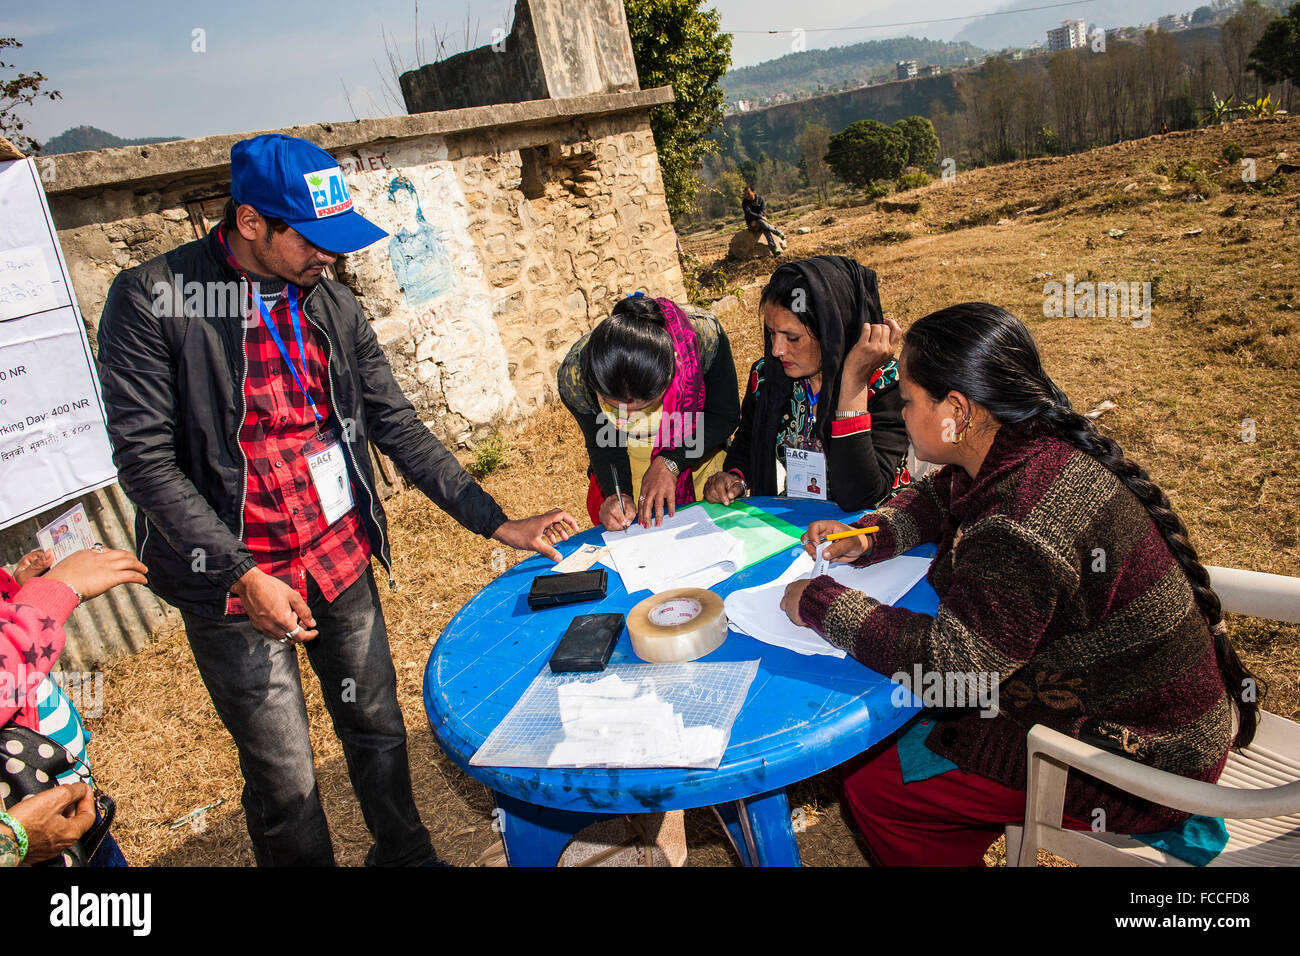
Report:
418,850,454,867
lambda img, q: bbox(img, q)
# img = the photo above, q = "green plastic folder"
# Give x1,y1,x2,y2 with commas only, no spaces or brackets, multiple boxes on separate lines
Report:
689,501,803,572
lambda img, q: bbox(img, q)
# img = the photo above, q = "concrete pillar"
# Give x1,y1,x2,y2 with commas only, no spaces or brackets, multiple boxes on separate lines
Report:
400,0,639,113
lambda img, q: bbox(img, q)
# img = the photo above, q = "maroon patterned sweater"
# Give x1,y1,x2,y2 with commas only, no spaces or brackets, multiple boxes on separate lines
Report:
798,418,1233,832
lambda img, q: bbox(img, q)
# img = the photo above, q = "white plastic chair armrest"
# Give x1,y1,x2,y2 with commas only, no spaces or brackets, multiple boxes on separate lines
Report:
1026,724,1300,820
1206,566,1300,624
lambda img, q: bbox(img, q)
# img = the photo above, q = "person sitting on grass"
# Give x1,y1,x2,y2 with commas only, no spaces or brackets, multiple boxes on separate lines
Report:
779,302,1258,866
558,293,740,529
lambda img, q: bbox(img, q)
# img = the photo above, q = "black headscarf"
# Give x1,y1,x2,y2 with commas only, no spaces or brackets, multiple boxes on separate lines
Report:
744,255,885,496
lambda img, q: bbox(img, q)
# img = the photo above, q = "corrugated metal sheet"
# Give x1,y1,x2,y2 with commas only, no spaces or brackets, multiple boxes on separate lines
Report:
1,482,176,671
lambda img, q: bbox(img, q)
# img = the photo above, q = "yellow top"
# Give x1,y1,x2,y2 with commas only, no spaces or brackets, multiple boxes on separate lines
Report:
598,397,727,502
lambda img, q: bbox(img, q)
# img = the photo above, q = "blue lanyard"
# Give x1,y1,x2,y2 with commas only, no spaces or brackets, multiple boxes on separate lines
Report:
253,287,323,422
803,378,820,441
219,227,323,423
805,379,819,411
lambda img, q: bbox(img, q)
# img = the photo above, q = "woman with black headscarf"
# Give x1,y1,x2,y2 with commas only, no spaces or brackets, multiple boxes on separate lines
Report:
706,256,912,512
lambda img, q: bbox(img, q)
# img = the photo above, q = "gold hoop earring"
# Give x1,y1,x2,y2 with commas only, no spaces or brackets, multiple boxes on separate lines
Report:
952,417,971,444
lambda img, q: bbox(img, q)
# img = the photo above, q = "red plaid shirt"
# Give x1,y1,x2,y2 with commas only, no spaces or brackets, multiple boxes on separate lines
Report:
219,226,371,614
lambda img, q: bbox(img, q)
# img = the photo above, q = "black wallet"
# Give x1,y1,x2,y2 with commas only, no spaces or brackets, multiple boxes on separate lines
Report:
527,569,607,610
549,613,625,673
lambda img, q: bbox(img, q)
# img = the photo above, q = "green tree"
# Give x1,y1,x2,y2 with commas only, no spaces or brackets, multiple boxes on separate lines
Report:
1221,0,1278,99
1192,5,1216,24
825,119,908,188
1248,1,1300,86
0,38,60,154
799,123,833,204
893,115,941,169
625,1,732,220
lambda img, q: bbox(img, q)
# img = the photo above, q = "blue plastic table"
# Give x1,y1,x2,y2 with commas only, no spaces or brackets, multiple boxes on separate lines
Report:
423,496,939,866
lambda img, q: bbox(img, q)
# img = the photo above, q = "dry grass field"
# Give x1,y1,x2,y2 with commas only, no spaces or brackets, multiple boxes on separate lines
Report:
85,115,1299,867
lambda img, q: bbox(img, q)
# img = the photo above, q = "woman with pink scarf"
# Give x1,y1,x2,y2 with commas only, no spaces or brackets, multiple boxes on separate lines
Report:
558,294,740,529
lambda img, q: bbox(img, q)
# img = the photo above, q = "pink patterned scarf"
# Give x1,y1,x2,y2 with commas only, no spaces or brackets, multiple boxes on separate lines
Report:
653,298,706,504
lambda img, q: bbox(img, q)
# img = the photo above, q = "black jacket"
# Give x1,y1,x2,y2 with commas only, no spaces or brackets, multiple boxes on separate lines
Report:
96,226,508,619
723,357,909,512
741,194,767,226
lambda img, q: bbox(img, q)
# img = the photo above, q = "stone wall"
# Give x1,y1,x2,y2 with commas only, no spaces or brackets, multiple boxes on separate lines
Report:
44,90,684,449
452,117,680,415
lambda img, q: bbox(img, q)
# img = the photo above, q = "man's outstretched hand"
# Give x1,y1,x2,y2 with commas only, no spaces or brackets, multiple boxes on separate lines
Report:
493,509,580,562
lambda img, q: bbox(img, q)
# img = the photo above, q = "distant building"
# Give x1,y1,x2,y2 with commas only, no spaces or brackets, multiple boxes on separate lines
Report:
897,59,918,80
1047,18,1088,52
919,64,942,76
872,73,892,85
999,48,1024,61
1158,13,1188,31
735,99,750,112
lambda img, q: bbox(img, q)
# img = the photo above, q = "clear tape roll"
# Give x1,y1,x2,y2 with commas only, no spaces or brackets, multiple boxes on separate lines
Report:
627,587,728,664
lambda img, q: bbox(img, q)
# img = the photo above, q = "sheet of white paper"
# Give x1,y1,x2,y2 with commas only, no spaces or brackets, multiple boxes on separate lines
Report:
601,508,744,594
0,159,116,530
0,245,59,322
724,554,932,657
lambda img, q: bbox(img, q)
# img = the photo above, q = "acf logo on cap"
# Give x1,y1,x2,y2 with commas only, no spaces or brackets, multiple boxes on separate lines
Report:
303,167,353,219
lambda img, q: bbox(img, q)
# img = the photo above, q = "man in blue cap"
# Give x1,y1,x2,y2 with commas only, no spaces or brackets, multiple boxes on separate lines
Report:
96,134,578,866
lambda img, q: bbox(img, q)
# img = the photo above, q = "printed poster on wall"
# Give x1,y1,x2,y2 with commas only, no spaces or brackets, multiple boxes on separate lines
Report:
0,157,116,530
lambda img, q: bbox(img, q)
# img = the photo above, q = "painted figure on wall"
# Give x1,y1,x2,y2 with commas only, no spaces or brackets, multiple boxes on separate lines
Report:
387,175,453,306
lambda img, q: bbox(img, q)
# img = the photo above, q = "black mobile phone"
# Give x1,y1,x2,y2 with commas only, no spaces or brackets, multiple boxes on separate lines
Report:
549,613,625,673
527,569,607,610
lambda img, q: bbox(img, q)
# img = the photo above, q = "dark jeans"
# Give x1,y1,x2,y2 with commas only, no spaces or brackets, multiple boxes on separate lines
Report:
182,567,432,866
747,220,781,257
91,830,128,867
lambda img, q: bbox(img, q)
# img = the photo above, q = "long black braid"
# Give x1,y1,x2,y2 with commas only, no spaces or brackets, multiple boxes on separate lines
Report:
902,302,1262,748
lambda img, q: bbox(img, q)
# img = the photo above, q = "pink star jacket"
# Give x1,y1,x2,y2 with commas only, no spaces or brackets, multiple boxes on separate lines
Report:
0,570,80,731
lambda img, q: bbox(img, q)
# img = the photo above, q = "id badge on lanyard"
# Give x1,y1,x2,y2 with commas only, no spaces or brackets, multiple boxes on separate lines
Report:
307,440,354,525
785,378,827,500
253,286,354,526
785,445,827,500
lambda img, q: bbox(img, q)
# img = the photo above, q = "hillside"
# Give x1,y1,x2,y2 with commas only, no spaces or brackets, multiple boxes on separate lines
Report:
87,116,1300,868
41,125,180,155
722,36,984,106
686,116,1300,595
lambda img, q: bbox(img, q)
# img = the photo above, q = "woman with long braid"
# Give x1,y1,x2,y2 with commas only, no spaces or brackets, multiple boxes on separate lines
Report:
780,303,1260,866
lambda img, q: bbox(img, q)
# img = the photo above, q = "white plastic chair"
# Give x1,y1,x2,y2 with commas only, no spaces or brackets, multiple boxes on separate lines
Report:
1005,566,1300,866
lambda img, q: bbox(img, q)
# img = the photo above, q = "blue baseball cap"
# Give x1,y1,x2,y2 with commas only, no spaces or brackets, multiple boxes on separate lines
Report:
229,134,387,254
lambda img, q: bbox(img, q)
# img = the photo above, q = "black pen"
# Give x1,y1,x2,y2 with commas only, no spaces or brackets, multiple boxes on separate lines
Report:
610,464,630,530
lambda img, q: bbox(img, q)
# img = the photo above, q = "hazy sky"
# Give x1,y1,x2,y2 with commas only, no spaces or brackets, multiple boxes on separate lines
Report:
8,1,1021,143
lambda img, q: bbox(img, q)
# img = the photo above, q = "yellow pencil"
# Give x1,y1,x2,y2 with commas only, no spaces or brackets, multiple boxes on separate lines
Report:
824,526,880,541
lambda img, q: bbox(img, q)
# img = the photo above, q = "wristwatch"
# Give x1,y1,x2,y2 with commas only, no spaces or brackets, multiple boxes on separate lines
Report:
659,457,681,478
834,410,869,419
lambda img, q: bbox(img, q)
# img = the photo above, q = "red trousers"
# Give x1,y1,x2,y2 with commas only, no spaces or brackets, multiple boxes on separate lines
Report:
585,472,604,526
841,740,1089,866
